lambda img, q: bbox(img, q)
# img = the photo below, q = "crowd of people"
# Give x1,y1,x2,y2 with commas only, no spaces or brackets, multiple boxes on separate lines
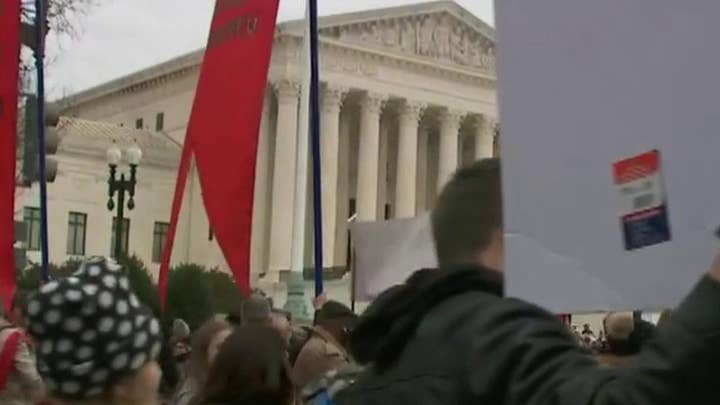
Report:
0,255,361,405
569,313,659,363
2,158,720,404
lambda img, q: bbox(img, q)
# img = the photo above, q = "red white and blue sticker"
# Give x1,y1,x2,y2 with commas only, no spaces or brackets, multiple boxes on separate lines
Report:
612,150,671,251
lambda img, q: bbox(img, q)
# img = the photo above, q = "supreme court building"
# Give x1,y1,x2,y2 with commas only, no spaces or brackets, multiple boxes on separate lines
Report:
19,1,498,300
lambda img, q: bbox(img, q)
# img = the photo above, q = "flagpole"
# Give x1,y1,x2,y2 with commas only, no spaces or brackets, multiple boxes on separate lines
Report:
285,0,313,320
34,0,50,282
308,0,324,297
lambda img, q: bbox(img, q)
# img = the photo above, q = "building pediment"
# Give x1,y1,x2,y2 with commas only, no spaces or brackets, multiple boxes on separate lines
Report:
279,1,496,75
60,2,495,111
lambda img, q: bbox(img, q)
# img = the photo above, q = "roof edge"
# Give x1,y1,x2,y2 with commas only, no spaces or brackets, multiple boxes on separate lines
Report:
56,49,205,110
279,1,494,39
58,1,493,111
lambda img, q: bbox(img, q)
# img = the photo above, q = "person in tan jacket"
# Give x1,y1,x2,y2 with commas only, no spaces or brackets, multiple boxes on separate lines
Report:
0,293,44,405
292,301,358,388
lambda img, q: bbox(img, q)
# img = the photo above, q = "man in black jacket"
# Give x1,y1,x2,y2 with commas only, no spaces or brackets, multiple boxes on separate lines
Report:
335,158,720,404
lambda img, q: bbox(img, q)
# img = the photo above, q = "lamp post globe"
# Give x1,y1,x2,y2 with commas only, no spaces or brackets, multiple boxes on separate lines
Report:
106,142,122,167
126,140,143,166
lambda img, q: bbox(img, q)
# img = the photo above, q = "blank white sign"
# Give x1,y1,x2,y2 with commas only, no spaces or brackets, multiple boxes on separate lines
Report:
350,215,437,301
495,0,720,313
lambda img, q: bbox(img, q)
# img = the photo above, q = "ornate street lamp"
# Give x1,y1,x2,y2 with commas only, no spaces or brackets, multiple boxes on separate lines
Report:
107,140,142,258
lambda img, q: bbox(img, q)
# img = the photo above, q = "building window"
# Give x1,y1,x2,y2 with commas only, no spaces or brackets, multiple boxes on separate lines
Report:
208,227,214,241
152,222,170,263
23,207,41,251
155,112,164,131
66,212,87,256
110,217,130,257
135,118,143,129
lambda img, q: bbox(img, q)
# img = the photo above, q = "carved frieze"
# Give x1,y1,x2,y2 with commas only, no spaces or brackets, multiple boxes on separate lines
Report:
327,13,496,74
321,56,379,77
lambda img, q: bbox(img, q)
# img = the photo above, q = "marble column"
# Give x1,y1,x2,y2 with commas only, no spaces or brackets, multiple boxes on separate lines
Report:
427,132,440,207
250,89,273,280
335,111,353,267
475,115,495,160
356,92,387,221
269,80,300,272
395,101,426,218
377,117,390,219
320,84,347,270
416,126,429,213
437,108,465,190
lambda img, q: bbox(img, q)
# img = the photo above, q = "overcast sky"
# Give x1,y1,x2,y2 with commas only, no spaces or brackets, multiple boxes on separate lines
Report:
45,0,494,98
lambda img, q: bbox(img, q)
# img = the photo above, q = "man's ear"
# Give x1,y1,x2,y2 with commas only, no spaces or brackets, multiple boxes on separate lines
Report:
478,227,505,272
492,228,504,245
494,228,506,263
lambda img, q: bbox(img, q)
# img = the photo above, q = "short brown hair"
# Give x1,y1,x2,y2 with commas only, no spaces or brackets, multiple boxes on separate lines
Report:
189,319,231,384
432,158,503,268
196,325,294,405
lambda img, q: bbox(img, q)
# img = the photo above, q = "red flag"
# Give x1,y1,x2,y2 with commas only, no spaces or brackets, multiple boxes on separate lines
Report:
0,0,22,313
158,0,280,309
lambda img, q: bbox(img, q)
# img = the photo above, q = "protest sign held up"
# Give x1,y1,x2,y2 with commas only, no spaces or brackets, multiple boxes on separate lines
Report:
497,0,720,313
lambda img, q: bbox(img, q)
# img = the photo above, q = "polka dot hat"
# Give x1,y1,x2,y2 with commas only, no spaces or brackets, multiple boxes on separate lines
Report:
26,257,163,398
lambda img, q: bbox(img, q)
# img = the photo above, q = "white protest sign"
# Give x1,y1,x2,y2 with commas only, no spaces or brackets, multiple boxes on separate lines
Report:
350,215,437,301
496,0,720,313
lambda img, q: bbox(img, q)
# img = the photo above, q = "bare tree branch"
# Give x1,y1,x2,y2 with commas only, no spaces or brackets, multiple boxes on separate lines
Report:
19,0,101,93
21,0,98,40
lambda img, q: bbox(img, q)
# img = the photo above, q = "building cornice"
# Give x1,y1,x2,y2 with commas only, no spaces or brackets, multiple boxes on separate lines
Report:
278,1,494,41
117,64,200,97
58,50,205,111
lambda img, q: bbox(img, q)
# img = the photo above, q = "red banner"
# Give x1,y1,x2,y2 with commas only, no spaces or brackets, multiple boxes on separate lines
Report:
0,0,22,313
159,0,280,309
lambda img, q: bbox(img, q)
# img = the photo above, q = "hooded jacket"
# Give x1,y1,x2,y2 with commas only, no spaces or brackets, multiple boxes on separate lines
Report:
335,266,720,405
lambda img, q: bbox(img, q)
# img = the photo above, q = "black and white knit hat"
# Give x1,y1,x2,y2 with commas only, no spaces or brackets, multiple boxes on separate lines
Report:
26,257,163,398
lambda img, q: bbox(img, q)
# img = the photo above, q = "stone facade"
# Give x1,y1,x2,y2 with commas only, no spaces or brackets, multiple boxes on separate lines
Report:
16,119,185,275
19,1,498,304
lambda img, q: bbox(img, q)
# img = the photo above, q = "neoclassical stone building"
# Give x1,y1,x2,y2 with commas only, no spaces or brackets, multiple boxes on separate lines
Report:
31,1,497,299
